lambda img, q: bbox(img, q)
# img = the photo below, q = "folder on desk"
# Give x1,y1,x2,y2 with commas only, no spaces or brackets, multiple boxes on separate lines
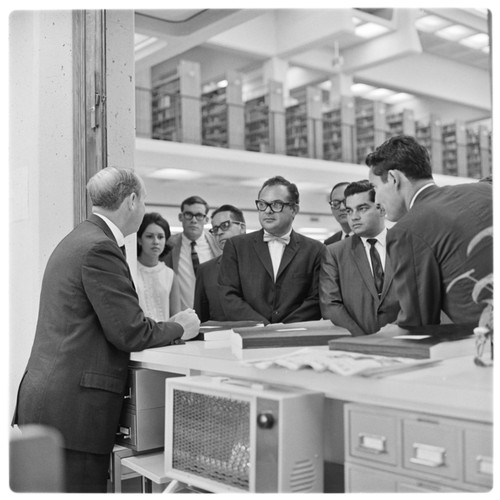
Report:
196,320,264,341
231,319,351,349
328,323,477,359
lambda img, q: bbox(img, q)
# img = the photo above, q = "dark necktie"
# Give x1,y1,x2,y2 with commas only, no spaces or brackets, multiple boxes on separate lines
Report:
190,240,200,273
367,239,384,295
120,245,127,258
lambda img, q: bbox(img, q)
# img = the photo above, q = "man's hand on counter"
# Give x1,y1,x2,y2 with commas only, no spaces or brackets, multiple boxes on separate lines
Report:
170,309,201,340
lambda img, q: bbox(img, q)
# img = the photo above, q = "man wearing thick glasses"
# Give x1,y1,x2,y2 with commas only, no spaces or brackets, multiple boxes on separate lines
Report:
218,176,326,324
194,204,246,322
165,195,221,310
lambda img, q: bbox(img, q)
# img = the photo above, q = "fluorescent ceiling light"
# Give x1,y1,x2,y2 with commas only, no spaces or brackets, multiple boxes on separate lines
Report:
355,22,389,39
134,34,159,51
366,88,393,99
435,24,475,41
351,16,363,26
383,92,414,104
147,169,205,181
459,33,489,50
414,15,450,32
217,79,228,88
351,83,375,95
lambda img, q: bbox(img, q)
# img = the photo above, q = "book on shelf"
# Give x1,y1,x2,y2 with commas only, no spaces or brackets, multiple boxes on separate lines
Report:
230,319,351,350
328,323,478,359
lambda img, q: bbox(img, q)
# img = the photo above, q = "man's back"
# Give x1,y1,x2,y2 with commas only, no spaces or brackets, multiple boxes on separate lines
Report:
388,182,492,326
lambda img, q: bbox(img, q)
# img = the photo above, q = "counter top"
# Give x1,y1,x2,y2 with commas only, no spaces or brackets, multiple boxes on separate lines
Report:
130,341,493,424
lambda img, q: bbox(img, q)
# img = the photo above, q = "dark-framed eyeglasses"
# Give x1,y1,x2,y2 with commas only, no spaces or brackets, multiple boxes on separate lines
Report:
255,199,294,213
182,211,207,221
209,220,244,235
329,199,346,209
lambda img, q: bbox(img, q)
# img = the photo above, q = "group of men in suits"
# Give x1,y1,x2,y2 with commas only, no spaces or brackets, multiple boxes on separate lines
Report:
13,135,493,492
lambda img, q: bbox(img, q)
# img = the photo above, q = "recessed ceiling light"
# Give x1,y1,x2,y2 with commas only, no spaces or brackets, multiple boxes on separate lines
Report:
351,83,375,95
435,24,475,41
147,169,205,181
384,92,414,104
355,22,390,39
459,33,489,50
366,88,394,99
414,15,450,32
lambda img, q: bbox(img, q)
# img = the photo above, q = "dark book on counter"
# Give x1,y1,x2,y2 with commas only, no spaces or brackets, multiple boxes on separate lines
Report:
231,319,351,349
195,321,264,341
328,323,477,359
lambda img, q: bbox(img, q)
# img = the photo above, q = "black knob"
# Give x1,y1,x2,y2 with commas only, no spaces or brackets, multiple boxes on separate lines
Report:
257,412,275,429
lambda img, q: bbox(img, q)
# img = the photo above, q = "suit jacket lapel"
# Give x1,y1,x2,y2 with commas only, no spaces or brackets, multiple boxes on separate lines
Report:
379,252,394,301
351,236,380,299
253,229,274,280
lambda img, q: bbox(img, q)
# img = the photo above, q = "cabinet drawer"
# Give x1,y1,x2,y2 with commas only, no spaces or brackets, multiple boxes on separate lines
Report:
347,408,398,466
402,417,461,480
464,425,493,488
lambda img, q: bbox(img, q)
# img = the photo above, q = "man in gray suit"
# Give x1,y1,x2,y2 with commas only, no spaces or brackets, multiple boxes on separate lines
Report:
320,180,399,336
367,135,493,326
165,195,221,309
12,167,200,492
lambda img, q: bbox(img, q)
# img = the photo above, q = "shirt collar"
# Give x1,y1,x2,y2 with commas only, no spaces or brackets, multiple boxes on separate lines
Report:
360,227,388,248
93,212,125,247
263,228,292,239
409,182,435,209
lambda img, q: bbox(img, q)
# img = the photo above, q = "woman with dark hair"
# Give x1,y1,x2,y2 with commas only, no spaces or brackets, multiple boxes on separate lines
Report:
136,212,181,321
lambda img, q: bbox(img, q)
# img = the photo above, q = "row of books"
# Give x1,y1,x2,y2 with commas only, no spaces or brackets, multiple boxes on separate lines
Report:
196,320,478,361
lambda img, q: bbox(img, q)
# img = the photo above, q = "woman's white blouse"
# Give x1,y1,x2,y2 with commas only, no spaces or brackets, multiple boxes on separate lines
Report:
136,261,175,322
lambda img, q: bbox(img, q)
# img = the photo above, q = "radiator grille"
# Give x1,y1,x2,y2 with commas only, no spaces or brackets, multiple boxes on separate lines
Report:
171,389,251,490
290,458,317,492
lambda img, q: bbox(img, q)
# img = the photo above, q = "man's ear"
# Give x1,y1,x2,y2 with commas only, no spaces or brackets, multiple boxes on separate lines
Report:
388,169,403,188
178,213,183,222
376,203,386,217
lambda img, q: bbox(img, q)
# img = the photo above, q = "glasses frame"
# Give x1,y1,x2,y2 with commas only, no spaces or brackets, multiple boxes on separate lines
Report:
329,199,346,210
255,199,295,213
209,219,244,235
182,211,207,222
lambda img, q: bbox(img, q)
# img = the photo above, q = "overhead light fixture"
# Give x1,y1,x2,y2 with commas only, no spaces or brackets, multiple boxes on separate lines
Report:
383,92,414,104
217,80,228,88
351,83,375,95
134,33,159,51
366,88,394,99
434,24,475,41
414,14,450,32
459,33,489,50
147,169,205,181
355,22,390,39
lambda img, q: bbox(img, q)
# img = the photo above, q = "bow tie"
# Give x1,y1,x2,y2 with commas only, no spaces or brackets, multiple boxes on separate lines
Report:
263,233,290,245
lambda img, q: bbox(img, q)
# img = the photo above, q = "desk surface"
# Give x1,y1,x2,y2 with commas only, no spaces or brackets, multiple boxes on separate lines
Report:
130,341,493,424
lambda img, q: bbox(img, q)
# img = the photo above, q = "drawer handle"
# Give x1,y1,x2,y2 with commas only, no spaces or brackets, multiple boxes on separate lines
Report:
476,455,493,476
410,443,446,467
357,433,387,454
117,426,131,439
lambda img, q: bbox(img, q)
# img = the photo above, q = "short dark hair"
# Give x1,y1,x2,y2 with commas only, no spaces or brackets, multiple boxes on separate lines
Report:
180,195,209,214
211,204,245,224
137,212,172,258
329,182,350,199
366,135,433,182
344,180,376,203
258,176,300,205
87,167,143,210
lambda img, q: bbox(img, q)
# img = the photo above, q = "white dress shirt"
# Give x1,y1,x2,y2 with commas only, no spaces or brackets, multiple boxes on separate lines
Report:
264,229,292,281
360,227,388,274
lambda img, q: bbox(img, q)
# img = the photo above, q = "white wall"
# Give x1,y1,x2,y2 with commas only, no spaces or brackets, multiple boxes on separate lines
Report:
9,11,75,417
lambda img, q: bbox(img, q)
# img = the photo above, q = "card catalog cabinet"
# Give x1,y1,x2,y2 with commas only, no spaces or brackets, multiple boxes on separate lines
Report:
344,403,492,493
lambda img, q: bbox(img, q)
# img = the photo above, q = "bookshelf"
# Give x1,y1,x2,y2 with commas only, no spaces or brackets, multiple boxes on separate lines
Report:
466,126,491,179
386,109,415,137
151,60,201,144
442,121,467,177
286,86,323,158
323,96,356,163
355,98,388,163
244,80,286,154
201,70,244,149
416,115,443,174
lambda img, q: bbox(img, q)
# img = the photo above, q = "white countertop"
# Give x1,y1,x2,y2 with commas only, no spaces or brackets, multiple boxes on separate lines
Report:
130,341,493,423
